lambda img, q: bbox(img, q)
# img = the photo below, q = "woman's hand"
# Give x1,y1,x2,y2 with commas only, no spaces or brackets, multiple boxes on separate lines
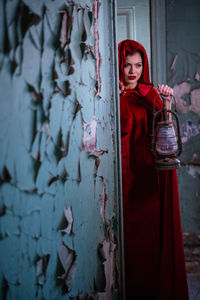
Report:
119,80,125,96
157,84,173,110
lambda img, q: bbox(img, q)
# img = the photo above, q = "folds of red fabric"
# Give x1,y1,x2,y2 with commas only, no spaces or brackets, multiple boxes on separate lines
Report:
120,86,189,299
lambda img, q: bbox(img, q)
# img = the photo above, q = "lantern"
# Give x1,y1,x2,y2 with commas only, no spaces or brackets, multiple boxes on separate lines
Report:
151,95,182,170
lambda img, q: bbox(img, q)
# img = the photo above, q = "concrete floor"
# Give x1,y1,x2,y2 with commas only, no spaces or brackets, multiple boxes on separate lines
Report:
183,232,200,299
187,273,200,300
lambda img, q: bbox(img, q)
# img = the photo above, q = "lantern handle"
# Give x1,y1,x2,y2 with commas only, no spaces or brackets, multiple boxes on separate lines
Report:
153,92,177,113
153,93,163,114
171,94,177,112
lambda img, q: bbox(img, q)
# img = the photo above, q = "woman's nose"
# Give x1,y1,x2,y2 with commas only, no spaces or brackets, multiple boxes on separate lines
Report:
129,66,134,74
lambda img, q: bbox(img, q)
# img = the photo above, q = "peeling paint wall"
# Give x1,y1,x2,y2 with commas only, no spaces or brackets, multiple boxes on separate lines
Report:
166,0,200,231
0,0,123,299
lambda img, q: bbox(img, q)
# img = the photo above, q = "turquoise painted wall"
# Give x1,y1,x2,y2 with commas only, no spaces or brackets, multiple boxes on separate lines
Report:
0,0,123,299
166,0,200,231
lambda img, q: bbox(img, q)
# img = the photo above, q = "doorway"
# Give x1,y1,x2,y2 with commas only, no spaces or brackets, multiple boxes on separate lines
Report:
117,0,166,87
116,1,167,298
117,0,151,71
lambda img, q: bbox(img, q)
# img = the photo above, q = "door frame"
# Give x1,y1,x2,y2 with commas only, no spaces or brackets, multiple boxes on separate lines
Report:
112,1,126,299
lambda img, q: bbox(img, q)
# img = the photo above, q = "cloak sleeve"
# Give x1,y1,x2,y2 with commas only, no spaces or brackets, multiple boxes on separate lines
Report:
134,83,163,112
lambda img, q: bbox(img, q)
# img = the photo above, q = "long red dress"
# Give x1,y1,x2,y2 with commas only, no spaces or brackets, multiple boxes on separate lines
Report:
119,40,189,299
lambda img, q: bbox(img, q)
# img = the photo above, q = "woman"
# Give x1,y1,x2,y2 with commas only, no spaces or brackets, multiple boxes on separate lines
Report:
118,40,189,299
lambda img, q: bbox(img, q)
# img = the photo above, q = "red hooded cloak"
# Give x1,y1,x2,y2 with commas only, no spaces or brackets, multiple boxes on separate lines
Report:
119,40,189,299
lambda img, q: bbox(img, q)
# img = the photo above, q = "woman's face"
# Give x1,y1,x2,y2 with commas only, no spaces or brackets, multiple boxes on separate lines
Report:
124,52,143,89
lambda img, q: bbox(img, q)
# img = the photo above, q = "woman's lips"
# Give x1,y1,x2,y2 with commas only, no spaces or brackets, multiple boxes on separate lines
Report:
128,76,136,80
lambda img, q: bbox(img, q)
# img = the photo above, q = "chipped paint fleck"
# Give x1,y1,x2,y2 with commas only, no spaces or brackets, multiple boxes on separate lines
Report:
36,254,50,280
61,206,74,235
100,185,110,224
93,0,102,96
42,122,51,145
101,185,106,223
59,6,73,48
89,149,108,158
170,54,178,70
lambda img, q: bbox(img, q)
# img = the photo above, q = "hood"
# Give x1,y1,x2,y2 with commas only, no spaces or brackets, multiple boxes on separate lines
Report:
118,39,151,85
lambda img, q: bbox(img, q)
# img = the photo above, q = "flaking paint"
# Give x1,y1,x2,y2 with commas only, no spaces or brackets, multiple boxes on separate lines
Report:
0,0,122,299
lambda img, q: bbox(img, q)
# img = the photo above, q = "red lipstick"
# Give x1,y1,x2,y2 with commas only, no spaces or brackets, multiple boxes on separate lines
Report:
128,76,136,80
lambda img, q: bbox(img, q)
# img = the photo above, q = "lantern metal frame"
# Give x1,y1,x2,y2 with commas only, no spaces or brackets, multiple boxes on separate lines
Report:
150,94,183,170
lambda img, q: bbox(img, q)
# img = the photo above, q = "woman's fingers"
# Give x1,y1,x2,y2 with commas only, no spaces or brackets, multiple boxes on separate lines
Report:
157,84,173,96
119,81,125,95
157,84,173,110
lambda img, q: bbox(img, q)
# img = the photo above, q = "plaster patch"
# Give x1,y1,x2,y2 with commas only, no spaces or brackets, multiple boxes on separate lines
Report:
82,118,97,151
173,82,200,116
180,120,200,143
92,237,116,300
173,82,191,114
188,165,200,178
192,153,199,162
190,87,200,116
57,243,77,293
195,72,200,81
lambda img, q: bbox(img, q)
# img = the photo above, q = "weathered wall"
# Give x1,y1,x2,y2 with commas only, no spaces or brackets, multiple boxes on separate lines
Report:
0,0,123,299
166,0,200,231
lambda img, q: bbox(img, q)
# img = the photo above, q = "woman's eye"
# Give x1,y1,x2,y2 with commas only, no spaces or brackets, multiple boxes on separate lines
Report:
125,63,129,67
136,63,142,68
